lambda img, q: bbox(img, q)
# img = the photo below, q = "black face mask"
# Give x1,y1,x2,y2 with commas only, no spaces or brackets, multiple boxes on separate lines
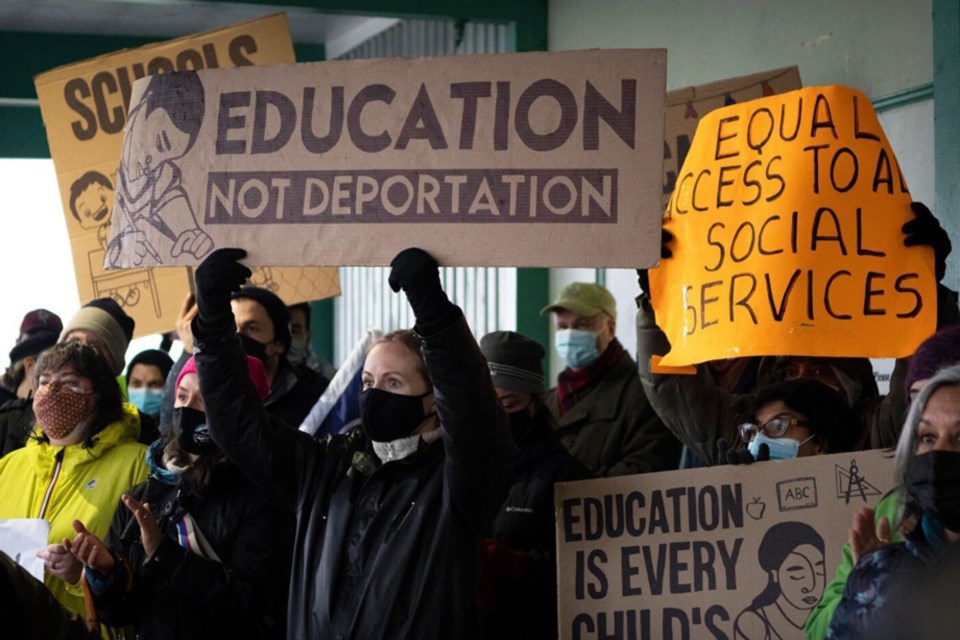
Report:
508,408,538,443
908,450,960,531
359,387,435,442
239,333,269,365
173,406,216,455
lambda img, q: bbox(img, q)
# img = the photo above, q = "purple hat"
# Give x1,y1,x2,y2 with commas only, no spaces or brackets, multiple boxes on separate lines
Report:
906,325,960,395
18,309,63,343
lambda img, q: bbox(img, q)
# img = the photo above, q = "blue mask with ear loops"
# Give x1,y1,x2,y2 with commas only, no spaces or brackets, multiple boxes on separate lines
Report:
128,388,163,418
555,329,600,370
748,433,815,461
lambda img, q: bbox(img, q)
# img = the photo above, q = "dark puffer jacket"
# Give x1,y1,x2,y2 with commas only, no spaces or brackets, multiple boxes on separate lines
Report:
91,443,293,639
193,310,510,640
482,408,589,640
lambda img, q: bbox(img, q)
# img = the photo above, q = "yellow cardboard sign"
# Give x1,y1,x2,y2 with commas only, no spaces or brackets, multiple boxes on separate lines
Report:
650,85,936,366
34,14,340,338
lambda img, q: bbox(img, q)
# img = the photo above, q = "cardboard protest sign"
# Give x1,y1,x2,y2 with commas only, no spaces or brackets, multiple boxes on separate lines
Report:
0,518,50,581
556,449,895,640
105,49,667,269
649,85,936,366
35,14,340,338
663,67,802,210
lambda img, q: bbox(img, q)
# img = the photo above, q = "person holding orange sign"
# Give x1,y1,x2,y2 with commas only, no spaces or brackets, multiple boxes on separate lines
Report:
637,85,958,467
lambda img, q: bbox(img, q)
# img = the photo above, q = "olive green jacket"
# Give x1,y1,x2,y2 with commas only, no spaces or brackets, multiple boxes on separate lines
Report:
546,351,682,478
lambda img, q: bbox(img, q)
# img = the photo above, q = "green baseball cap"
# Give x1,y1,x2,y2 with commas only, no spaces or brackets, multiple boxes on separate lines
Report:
540,282,617,320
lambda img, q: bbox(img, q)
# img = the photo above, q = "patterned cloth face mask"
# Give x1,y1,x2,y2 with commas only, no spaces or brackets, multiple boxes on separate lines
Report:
33,383,94,440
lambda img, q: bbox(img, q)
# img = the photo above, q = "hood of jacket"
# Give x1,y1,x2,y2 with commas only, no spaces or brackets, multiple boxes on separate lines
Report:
756,356,879,407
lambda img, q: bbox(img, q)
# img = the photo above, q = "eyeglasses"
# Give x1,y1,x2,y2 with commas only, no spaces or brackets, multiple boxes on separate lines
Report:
738,416,807,442
38,379,91,395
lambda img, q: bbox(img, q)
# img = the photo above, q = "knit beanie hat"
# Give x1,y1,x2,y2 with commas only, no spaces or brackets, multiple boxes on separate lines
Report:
176,355,270,400
905,325,960,395
8,329,58,365
18,309,63,343
59,299,134,376
125,349,175,382
479,331,546,395
230,287,291,353
748,378,861,454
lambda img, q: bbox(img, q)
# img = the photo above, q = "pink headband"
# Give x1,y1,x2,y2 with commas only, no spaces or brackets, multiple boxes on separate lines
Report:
175,355,270,400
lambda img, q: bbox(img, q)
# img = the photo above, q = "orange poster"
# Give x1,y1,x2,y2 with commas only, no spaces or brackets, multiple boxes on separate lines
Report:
650,85,935,366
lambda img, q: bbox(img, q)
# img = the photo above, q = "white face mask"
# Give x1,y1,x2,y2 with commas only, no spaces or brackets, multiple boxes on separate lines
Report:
287,337,309,368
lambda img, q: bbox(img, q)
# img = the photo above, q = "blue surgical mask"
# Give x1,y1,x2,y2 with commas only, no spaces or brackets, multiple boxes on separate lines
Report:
555,329,600,370
748,433,815,461
129,387,163,418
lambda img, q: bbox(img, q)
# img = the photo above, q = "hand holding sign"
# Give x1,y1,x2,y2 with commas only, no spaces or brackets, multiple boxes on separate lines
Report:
903,202,952,282
389,248,454,331
194,248,251,334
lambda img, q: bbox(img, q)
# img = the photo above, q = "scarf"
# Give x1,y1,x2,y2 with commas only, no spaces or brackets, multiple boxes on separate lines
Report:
556,338,624,416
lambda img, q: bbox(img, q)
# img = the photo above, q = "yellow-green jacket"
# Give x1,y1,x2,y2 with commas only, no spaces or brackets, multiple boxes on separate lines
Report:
0,403,149,618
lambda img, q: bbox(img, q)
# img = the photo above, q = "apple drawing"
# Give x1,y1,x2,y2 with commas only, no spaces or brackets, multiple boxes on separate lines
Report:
746,497,766,520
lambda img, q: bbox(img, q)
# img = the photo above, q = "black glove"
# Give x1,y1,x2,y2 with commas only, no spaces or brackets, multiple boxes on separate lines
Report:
717,438,768,465
389,248,455,331
194,248,252,334
636,229,675,295
903,202,951,281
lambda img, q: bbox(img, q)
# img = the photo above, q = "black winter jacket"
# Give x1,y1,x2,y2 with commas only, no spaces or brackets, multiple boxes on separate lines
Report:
92,446,293,639
263,362,326,428
483,408,589,640
194,311,511,640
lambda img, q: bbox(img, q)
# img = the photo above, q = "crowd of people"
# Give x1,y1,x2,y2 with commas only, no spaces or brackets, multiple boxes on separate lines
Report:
0,196,958,639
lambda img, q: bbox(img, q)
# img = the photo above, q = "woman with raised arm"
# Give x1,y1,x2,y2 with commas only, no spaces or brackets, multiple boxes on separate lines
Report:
189,247,510,639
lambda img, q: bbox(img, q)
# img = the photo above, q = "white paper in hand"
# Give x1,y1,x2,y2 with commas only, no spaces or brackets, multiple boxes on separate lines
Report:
0,518,50,581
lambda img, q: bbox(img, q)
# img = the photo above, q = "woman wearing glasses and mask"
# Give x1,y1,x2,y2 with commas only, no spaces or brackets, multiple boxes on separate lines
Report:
726,378,860,464
0,341,149,622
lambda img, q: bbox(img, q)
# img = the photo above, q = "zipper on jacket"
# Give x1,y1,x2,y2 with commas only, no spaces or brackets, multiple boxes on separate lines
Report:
38,448,65,519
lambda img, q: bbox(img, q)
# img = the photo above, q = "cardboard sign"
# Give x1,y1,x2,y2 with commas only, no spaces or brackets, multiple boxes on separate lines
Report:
0,518,50,581
663,67,802,210
105,49,667,269
34,14,340,338
649,86,936,366
556,449,895,640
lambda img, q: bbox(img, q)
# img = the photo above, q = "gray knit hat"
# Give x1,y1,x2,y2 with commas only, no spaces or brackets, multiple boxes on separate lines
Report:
479,331,546,395
59,300,132,376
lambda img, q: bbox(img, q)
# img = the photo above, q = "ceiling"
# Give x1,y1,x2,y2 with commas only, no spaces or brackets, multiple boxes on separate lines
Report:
0,0,400,59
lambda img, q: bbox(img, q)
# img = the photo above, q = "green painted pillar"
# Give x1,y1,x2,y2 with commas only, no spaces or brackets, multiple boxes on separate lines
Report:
935,0,960,291
516,267,550,351
309,298,336,367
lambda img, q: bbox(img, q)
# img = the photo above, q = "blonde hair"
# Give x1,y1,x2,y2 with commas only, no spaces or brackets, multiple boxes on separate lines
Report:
366,330,430,385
